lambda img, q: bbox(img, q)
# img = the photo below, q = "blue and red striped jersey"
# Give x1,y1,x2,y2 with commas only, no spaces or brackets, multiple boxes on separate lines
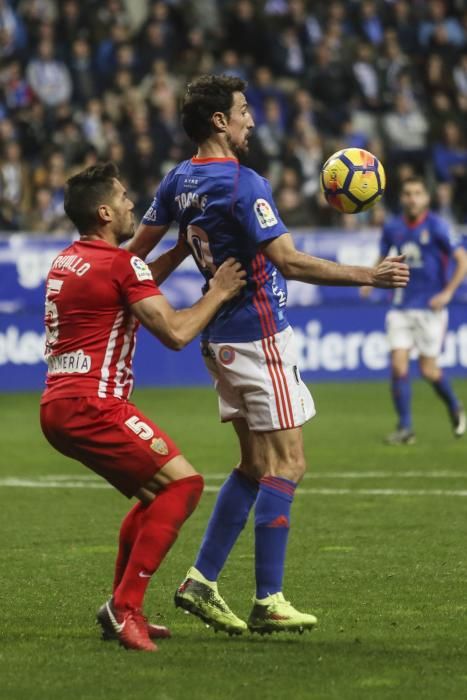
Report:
379,211,461,309
142,156,290,342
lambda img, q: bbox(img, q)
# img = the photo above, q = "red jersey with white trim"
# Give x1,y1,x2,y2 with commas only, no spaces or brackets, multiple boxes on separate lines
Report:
41,239,160,403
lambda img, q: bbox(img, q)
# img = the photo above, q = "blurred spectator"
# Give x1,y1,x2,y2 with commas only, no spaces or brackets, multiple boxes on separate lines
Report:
225,0,268,65
453,52,467,111
389,0,419,55
0,0,27,58
276,185,311,228
358,0,385,47
246,66,287,128
271,25,306,78
56,0,86,60
23,185,72,233
307,42,356,133
353,43,380,111
0,141,31,221
214,50,249,81
419,0,464,50
432,120,467,186
382,93,428,169
69,37,97,106
1,59,34,111
26,39,72,107
434,181,457,224
428,90,459,140
256,97,286,174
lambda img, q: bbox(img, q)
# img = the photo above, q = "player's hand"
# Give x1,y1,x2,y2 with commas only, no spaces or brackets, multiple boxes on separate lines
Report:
371,255,409,289
429,290,452,311
210,258,247,301
359,285,373,299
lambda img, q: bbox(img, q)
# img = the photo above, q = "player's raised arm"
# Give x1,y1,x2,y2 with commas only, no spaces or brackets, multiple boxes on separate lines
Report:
131,258,246,350
263,233,409,288
429,245,467,310
146,238,191,286
128,222,171,260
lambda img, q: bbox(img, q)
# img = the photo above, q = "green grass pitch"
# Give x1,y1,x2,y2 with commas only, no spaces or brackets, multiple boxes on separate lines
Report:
1,380,467,700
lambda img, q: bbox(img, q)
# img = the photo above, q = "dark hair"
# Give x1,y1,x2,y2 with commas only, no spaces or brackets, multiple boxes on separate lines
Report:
181,74,247,145
64,162,119,233
401,175,427,191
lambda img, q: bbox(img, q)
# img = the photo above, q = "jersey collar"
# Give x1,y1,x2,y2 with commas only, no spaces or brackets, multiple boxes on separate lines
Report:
403,211,429,229
191,156,238,164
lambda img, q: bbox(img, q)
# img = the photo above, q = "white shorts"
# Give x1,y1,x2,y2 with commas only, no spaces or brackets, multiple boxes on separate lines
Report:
203,326,316,432
386,308,448,358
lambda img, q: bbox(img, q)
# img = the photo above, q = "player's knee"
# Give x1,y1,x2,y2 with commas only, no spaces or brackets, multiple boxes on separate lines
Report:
392,365,407,379
169,473,204,517
420,365,439,382
273,454,307,483
293,455,308,482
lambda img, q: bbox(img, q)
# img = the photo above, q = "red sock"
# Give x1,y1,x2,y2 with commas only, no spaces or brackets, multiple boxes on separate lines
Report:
113,475,204,611
113,501,146,593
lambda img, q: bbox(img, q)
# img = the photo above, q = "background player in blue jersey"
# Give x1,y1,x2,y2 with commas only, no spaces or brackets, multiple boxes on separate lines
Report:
363,176,467,445
129,75,409,635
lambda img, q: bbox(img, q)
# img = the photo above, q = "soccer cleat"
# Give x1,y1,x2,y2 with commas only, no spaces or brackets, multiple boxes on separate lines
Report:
174,566,247,635
98,599,157,651
450,405,466,438
384,428,416,445
248,592,317,635
96,599,171,641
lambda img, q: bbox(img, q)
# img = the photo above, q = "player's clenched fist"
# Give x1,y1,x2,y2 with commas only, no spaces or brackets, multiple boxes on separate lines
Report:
209,258,247,300
371,255,410,288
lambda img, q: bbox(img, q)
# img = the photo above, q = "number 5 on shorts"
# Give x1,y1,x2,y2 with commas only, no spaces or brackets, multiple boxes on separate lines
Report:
124,416,154,440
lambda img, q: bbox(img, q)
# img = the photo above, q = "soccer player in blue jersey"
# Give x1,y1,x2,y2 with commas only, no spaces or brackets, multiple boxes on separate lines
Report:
128,75,409,635
365,176,467,445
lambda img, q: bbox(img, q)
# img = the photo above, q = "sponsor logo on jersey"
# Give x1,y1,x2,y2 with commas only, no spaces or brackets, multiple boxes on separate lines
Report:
150,437,169,455
254,198,278,229
130,256,153,282
419,229,430,245
47,349,91,374
144,205,158,222
219,345,235,365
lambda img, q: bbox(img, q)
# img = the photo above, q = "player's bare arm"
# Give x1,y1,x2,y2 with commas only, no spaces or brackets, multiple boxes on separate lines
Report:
131,258,246,350
129,222,170,259
128,223,191,286
147,239,191,286
429,247,467,311
263,233,409,288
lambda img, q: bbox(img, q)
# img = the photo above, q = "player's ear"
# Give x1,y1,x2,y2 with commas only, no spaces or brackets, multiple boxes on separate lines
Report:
97,203,113,223
211,111,228,133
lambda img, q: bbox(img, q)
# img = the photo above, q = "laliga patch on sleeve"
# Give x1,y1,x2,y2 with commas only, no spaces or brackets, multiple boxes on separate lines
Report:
130,256,153,282
254,198,278,229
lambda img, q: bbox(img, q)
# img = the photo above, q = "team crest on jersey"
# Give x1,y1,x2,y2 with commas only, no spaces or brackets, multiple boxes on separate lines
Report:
219,345,235,365
254,198,278,229
150,437,169,455
419,229,430,245
130,256,152,282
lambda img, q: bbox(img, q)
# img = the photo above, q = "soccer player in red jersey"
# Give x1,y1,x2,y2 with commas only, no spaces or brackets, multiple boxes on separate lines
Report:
39,162,246,652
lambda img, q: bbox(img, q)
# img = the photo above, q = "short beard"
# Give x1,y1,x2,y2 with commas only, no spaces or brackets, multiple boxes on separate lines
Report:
117,222,135,244
226,133,249,158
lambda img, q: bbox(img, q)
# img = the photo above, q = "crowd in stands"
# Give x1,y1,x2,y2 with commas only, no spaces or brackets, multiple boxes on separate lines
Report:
0,0,466,234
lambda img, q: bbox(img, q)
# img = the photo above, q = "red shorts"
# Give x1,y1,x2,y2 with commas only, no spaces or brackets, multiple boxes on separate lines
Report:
40,396,181,498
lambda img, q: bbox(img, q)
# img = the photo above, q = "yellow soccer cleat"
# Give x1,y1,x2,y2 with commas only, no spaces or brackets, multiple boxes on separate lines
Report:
174,566,247,635
248,592,317,635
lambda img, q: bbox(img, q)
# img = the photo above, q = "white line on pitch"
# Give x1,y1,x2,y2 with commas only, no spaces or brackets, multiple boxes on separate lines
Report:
8,470,467,483
206,471,467,480
2,478,467,497
203,486,467,497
